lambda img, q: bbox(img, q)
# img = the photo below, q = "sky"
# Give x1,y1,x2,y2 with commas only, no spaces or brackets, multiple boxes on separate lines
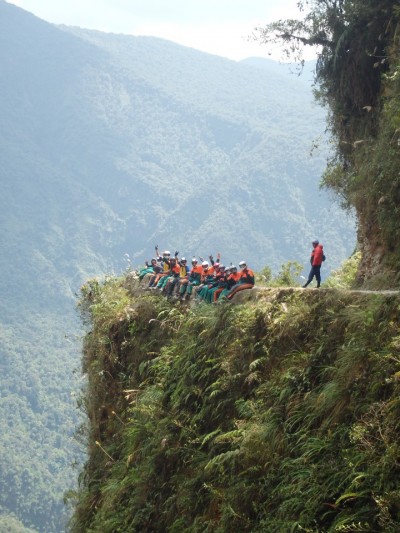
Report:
7,0,310,62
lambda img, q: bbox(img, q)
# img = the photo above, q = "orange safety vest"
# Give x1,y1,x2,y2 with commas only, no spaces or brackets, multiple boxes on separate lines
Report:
171,264,180,275
229,272,241,283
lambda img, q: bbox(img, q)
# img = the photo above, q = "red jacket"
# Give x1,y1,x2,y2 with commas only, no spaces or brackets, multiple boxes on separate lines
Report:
312,244,324,266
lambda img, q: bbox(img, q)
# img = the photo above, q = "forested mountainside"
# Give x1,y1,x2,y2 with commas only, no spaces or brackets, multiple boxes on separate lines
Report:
0,0,356,530
71,1,400,532
2,0,355,274
72,276,400,532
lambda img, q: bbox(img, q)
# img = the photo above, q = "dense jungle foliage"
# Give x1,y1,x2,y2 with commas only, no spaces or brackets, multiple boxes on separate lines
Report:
0,1,357,529
71,275,400,532
72,2,400,531
257,0,400,286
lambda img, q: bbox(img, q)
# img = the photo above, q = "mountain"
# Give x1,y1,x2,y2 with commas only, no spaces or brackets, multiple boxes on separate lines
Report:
240,56,317,85
0,0,355,530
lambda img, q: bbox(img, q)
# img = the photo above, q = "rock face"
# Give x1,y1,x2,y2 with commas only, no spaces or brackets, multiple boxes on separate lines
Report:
123,271,141,294
227,286,264,304
357,224,386,285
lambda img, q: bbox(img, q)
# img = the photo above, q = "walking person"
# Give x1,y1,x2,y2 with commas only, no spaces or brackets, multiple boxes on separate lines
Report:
303,239,325,288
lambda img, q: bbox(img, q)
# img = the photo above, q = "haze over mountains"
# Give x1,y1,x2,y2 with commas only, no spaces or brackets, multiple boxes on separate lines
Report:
0,0,355,530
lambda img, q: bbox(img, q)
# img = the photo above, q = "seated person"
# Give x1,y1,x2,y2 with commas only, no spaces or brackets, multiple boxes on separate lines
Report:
181,258,203,300
166,257,190,297
148,249,172,288
204,265,227,303
157,256,180,292
226,261,255,300
194,261,215,299
217,265,241,300
138,258,161,281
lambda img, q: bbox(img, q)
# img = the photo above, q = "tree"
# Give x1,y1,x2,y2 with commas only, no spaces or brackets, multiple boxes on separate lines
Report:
255,1,396,151
272,260,303,287
255,1,400,286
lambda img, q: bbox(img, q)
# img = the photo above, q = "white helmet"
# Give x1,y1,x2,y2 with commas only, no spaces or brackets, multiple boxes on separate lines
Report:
163,250,171,256
202,261,209,267
181,257,186,262
239,261,247,267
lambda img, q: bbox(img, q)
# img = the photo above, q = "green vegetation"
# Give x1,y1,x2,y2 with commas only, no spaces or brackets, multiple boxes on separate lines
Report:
0,514,37,533
0,2,357,528
71,3,400,530
71,276,400,532
256,1,400,286
324,251,361,289
270,260,304,287
0,1,356,529
0,309,79,533
255,260,304,288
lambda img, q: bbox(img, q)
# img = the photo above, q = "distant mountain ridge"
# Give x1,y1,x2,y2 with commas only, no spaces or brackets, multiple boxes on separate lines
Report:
0,1,355,531
54,24,354,268
240,56,317,83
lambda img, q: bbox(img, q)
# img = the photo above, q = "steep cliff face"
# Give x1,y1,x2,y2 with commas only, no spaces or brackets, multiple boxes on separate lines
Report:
258,1,400,288
71,277,400,532
318,3,400,287
352,61,400,287
337,44,400,288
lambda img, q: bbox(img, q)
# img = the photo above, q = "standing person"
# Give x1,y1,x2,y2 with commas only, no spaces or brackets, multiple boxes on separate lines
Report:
303,239,325,288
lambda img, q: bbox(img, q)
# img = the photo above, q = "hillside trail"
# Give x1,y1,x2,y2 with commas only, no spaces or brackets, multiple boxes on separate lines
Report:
124,273,400,303
288,287,400,295
217,286,400,304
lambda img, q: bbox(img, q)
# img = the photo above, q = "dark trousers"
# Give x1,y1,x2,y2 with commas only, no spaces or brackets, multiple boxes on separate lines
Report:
304,265,321,287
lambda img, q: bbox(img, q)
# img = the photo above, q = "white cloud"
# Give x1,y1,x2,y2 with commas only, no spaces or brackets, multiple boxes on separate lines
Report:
131,20,273,60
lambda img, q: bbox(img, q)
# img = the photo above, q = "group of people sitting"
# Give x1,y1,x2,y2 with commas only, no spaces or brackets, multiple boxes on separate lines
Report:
137,247,255,303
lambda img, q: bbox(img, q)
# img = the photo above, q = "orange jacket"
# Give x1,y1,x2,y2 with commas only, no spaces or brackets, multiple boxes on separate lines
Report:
240,268,255,285
228,272,241,283
201,268,214,283
170,263,180,275
208,265,216,276
191,265,203,275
